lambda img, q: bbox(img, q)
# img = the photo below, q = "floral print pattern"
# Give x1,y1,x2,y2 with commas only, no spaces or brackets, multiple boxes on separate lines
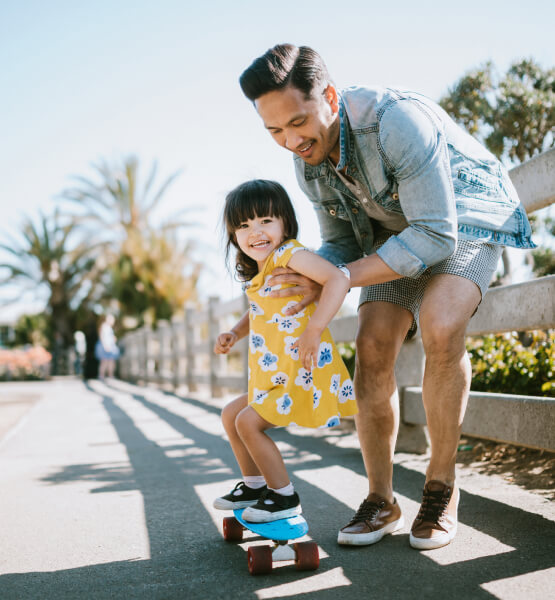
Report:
271,372,289,386
339,379,355,403
258,351,278,371
317,342,333,368
276,393,293,415
246,239,357,428
249,301,264,317
249,333,266,354
295,367,313,391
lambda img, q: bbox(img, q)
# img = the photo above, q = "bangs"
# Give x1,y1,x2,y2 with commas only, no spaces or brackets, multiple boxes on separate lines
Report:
224,180,295,234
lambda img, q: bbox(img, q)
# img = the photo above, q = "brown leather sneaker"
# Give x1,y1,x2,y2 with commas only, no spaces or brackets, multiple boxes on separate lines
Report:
337,493,404,546
410,480,459,550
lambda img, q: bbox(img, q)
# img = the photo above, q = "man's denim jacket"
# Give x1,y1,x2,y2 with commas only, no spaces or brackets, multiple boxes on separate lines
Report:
294,86,535,277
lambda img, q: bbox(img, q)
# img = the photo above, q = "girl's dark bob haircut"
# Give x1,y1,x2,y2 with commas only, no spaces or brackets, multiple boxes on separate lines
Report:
223,179,298,281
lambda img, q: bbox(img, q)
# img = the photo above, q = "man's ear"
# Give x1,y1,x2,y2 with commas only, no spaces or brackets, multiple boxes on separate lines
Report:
324,84,339,114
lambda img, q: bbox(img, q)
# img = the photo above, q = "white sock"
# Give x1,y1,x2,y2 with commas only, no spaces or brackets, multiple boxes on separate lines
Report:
244,476,266,490
270,482,295,496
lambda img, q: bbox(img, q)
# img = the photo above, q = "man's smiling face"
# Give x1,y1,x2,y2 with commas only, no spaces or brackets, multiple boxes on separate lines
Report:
255,84,341,166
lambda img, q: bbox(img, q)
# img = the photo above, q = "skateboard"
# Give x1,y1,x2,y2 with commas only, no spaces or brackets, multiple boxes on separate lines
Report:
222,508,320,575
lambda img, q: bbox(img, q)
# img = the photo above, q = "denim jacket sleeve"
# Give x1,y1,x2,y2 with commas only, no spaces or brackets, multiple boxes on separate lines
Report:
375,99,458,277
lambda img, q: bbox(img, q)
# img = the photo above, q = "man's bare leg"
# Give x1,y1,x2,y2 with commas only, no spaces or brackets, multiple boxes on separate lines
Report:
419,274,481,485
409,274,481,549
354,301,413,502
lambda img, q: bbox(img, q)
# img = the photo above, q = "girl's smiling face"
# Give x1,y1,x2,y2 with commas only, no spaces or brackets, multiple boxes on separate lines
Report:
234,215,285,270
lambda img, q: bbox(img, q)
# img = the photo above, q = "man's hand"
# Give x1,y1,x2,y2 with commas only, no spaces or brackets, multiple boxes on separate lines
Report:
267,267,322,315
214,331,238,354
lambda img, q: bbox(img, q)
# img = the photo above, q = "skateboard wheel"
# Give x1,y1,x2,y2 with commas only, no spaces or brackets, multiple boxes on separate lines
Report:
247,545,272,575
223,517,243,542
294,541,319,571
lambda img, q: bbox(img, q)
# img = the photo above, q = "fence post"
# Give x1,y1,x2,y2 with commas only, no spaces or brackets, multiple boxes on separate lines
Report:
184,306,197,392
395,337,428,453
140,327,148,384
171,318,181,390
208,296,224,398
146,325,154,384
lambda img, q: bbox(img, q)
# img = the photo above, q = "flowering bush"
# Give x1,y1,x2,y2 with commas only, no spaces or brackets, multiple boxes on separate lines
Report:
0,346,52,381
337,329,554,397
467,330,554,397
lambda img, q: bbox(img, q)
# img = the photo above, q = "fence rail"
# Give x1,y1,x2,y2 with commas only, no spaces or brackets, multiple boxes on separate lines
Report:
119,149,555,452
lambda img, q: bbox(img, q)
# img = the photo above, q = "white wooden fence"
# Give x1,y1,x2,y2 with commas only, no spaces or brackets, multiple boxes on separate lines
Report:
119,149,555,452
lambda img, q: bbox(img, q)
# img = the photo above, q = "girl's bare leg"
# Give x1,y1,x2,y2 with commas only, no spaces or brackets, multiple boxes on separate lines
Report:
107,359,115,377
235,406,289,489
221,395,261,477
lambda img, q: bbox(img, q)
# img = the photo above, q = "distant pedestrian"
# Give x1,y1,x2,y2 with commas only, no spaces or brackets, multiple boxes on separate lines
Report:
212,179,356,522
95,315,119,379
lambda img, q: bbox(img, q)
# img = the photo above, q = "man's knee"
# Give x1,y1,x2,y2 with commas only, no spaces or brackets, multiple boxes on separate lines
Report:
421,316,466,358
355,322,398,374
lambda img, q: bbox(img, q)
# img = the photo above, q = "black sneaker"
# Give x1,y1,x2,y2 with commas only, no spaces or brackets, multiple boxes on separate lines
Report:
213,481,267,510
241,489,302,522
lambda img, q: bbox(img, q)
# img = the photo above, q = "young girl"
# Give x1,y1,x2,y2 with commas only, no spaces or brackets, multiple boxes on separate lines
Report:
213,179,357,522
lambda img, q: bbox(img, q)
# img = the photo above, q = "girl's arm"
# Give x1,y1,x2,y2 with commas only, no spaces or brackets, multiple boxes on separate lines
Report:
214,309,249,354
287,250,350,369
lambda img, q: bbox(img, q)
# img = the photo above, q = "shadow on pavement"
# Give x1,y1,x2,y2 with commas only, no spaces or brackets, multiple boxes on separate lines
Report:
1,382,553,599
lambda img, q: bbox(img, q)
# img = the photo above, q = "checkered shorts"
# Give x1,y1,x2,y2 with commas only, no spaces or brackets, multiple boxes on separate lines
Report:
359,229,503,337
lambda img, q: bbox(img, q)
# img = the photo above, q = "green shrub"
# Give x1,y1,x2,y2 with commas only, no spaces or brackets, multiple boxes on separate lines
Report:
339,330,554,397
467,330,554,397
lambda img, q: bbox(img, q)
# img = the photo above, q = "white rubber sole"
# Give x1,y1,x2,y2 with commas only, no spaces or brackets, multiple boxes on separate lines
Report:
409,524,457,550
337,515,405,546
409,486,459,550
241,504,302,523
212,498,258,510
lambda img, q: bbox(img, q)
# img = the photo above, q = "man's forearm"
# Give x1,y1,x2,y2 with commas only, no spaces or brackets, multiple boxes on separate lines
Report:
347,253,403,287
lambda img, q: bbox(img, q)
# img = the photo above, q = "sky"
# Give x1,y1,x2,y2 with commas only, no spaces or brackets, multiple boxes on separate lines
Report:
1,0,554,322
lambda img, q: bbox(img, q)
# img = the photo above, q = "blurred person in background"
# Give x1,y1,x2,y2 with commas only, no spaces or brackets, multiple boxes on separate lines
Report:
95,314,119,379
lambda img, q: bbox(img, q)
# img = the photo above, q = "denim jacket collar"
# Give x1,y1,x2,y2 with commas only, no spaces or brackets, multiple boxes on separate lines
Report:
303,95,356,181
336,95,349,171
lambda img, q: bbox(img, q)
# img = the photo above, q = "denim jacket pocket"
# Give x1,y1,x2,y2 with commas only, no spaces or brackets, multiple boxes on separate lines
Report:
320,200,351,222
376,181,404,212
455,166,507,202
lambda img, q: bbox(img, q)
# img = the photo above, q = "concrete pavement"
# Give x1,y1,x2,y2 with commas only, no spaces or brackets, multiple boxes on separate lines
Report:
0,379,553,599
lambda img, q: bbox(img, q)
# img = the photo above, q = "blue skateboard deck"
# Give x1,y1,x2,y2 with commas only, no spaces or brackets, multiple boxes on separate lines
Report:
233,508,309,541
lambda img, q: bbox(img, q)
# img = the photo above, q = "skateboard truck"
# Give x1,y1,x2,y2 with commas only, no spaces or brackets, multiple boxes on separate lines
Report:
271,541,296,562
223,511,320,575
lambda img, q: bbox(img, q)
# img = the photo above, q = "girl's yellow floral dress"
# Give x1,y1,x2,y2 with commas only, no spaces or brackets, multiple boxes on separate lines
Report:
246,239,357,428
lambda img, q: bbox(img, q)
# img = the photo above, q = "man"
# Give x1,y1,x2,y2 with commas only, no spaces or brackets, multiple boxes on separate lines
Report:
238,44,534,550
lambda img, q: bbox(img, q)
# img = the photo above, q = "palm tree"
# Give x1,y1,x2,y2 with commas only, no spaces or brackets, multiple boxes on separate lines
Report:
61,155,189,240
0,211,104,369
60,156,201,325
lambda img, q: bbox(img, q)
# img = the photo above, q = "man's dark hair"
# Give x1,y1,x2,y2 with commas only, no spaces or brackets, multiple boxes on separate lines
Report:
239,44,331,102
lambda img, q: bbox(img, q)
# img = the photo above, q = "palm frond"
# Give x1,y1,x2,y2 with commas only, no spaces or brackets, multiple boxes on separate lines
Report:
143,168,183,216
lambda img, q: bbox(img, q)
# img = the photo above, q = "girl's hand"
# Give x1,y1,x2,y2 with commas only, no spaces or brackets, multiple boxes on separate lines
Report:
292,328,321,371
214,331,238,354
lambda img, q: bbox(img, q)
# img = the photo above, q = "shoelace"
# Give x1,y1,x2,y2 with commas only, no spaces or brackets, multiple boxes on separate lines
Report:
231,481,247,496
347,498,385,526
417,488,450,523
